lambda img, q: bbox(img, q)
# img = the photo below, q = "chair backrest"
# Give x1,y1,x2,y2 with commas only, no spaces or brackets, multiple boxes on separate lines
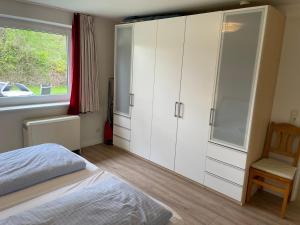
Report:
263,122,300,166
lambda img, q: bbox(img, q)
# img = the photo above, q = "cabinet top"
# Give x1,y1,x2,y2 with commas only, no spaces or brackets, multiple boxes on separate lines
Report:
115,5,283,26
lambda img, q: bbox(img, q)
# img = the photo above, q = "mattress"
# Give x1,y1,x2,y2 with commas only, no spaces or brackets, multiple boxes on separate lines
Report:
0,157,183,225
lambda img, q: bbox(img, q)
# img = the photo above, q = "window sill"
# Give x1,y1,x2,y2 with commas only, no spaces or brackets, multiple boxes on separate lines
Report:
0,102,69,112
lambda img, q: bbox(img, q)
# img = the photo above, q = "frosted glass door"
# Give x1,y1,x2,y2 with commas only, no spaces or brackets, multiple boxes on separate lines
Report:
210,9,264,149
115,25,132,116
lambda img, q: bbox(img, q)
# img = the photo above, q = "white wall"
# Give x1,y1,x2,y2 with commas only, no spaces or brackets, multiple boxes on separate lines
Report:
272,4,300,124
0,0,116,152
272,4,300,204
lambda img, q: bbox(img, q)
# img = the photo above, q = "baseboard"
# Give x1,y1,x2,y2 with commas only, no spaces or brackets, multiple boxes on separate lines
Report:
81,138,103,148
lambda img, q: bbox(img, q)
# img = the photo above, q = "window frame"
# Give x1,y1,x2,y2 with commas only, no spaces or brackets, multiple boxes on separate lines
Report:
0,14,72,108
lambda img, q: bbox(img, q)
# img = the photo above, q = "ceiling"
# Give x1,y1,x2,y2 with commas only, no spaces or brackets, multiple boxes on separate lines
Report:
17,0,300,19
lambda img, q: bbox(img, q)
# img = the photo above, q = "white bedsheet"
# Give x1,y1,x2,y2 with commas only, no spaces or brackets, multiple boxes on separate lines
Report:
0,158,183,225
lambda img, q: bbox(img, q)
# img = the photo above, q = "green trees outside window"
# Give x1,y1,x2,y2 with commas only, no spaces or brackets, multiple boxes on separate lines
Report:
0,27,68,96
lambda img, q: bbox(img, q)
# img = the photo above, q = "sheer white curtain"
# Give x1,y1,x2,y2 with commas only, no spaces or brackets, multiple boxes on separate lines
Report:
79,15,100,113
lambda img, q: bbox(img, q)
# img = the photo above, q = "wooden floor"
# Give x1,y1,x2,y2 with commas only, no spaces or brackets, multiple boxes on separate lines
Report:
81,144,300,225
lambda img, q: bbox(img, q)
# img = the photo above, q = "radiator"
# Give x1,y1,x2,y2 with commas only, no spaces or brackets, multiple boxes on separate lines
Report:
23,115,80,151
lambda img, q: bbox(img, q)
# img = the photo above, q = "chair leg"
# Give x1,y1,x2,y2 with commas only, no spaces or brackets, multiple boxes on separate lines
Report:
246,168,254,202
281,183,292,218
281,192,289,218
288,181,294,202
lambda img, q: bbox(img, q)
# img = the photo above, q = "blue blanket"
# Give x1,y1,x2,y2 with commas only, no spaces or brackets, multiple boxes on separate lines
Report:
0,175,172,225
0,143,86,196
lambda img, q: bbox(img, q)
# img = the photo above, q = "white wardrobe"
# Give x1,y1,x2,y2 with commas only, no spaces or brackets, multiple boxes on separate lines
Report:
114,6,285,203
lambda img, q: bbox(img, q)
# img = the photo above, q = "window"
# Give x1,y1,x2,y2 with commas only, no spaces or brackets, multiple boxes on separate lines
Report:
0,15,71,107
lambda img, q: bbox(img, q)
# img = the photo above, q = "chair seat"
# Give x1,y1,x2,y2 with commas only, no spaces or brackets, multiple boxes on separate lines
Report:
252,158,297,180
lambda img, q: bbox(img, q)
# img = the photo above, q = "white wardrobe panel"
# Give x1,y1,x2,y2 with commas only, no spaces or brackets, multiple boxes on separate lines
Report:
130,21,157,158
174,12,222,183
204,173,243,201
206,142,247,169
114,114,131,129
113,125,131,140
150,17,186,170
113,135,130,151
206,157,245,185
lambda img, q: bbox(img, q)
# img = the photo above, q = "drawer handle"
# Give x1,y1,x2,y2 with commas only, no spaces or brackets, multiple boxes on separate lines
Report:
129,93,134,107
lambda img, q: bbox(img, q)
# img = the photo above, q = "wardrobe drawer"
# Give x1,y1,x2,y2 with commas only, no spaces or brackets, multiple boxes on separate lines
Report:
206,157,245,185
113,135,130,151
114,114,131,129
204,173,243,202
113,125,130,140
206,142,247,169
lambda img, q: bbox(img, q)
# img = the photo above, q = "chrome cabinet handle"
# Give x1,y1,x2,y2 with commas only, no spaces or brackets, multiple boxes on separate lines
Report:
178,102,184,119
209,108,215,126
132,94,134,106
129,94,132,106
174,102,179,117
129,93,134,107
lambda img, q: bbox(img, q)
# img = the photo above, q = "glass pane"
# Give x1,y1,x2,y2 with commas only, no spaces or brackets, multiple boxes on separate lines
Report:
0,27,68,97
115,26,132,115
211,10,263,148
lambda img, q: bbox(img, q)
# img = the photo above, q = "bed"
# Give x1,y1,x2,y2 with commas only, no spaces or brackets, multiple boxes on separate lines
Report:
0,145,183,225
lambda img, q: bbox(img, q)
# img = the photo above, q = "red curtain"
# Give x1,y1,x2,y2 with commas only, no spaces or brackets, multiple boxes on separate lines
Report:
68,13,80,115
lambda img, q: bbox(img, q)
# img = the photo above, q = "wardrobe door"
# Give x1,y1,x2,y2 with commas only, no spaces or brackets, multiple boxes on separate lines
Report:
175,12,222,183
114,24,133,117
150,17,186,170
130,21,157,158
209,9,265,150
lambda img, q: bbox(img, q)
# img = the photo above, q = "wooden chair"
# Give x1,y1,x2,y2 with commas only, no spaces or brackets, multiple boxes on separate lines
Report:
246,122,300,218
